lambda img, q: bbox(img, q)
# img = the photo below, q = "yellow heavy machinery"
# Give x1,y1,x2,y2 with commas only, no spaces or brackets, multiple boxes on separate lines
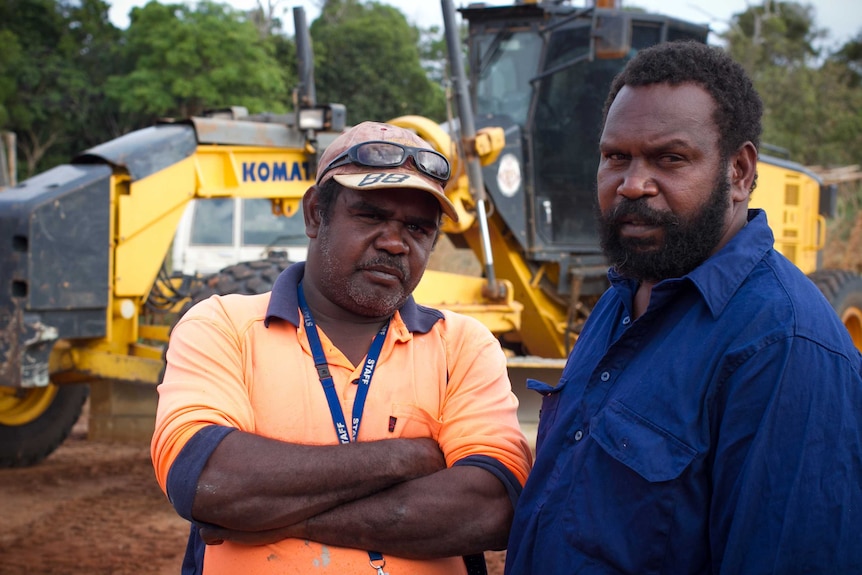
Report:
1,1,860,467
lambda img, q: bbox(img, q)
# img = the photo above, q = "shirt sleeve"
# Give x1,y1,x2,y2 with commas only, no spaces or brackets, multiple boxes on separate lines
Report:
150,295,258,496
436,313,533,489
165,424,235,520
710,335,862,573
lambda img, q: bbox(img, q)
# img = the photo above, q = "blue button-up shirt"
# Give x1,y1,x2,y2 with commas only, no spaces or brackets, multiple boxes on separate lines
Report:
505,210,862,574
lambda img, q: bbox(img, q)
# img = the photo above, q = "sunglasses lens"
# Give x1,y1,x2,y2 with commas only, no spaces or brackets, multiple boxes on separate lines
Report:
355,142,405,167
417,151,450,180
344,141,449,182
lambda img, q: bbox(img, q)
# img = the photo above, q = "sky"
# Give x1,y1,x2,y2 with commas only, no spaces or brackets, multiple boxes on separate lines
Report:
108,0,861,49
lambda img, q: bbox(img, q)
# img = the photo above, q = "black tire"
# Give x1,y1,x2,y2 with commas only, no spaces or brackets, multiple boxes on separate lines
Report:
178,256,293,320
808,268,862,352
0,383,89,468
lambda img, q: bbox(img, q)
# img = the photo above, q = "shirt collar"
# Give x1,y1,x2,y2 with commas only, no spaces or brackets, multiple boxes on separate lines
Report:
264,261,444,334
688,208,774,318
609,209,775,319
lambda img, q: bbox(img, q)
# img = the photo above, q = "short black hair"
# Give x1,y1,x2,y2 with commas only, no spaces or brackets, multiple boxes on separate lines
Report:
602,41,762,160
315,178,342,224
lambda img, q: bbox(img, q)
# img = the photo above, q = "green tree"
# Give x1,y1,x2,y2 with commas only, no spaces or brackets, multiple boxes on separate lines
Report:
0,0,121,176
725,0,825,70
311,0,446,124
245,2,298,109
418,24,448,88
59,0,125,151
105,1,288,121
722,1,862,166
754,62,862,165
0,29,22,128
830,31,862,87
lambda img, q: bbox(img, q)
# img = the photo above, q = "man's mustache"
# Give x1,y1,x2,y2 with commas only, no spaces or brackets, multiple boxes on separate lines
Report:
607,199,680,228
358,256,408,281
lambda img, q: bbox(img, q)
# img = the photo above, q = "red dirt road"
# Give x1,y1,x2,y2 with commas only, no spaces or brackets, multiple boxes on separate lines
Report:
0,407,507,575
0,427,187,574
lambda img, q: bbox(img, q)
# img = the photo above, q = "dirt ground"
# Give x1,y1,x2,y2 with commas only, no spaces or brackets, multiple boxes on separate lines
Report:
0,403,507,575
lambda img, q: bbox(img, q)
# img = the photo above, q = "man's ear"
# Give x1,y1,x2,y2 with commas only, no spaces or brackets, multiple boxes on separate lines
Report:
302,186,321,239
730,141,758,202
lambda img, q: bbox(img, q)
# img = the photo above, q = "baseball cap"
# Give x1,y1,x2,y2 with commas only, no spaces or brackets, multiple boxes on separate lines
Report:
315,121,459,222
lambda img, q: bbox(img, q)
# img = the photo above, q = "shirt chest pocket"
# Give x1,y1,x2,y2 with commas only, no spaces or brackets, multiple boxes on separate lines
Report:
560,400,700,574
591,399,697,482
388,403,442,440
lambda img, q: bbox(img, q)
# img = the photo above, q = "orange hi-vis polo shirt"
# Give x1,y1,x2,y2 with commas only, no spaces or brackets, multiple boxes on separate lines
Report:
151,263,532,575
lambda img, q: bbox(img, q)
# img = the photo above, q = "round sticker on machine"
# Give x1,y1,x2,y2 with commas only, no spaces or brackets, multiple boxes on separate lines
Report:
496,153,522,197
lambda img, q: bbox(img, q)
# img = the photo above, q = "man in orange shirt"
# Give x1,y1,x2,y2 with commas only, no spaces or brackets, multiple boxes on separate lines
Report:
151,121,532,574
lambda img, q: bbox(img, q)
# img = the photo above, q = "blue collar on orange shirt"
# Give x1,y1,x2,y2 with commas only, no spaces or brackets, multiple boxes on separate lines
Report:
264,261,443,334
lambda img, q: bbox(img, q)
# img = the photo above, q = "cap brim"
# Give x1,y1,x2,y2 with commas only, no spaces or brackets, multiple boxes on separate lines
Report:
333,172,459,222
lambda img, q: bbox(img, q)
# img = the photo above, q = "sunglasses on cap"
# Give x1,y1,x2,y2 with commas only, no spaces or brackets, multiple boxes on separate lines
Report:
318,141,451,184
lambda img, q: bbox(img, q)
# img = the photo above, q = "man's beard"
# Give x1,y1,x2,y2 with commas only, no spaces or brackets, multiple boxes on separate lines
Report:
597,168,731,282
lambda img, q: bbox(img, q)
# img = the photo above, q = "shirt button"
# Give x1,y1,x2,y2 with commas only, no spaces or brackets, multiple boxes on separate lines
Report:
622,316,631,325
574,430,584,441
600,371,610,382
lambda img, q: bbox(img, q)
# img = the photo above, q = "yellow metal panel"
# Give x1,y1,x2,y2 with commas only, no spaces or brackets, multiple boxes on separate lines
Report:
414,271,523,334
415,269,502,304
193,148,239,190
107,308,138,357
131,342,167,361
117,157,197,242
139,324,171,343
797,173,822,274
751,159,822,274
115,200,187,297
194,145,312,203
104,174,120,346
73,349,165,385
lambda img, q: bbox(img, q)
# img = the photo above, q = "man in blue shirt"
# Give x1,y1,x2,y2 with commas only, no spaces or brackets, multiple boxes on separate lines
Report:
505,41,862,574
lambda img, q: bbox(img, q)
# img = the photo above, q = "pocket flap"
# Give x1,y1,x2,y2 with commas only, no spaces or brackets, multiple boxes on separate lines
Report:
527,377,564,394
591,400,696,482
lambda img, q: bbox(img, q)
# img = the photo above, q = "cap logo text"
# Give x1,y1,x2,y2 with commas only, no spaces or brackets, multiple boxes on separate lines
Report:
358,173,411,186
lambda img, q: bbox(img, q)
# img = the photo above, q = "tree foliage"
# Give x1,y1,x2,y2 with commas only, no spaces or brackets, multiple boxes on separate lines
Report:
722,1,862,167
311,0,446,124
418,24,449,88
725,0,825,69
830,31,862,88
105,1,288,120
0,0,121,176
0,29,22,128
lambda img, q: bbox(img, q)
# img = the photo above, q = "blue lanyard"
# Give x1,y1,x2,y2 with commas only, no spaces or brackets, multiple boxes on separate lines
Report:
297,283,389,444
298,284,390,573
